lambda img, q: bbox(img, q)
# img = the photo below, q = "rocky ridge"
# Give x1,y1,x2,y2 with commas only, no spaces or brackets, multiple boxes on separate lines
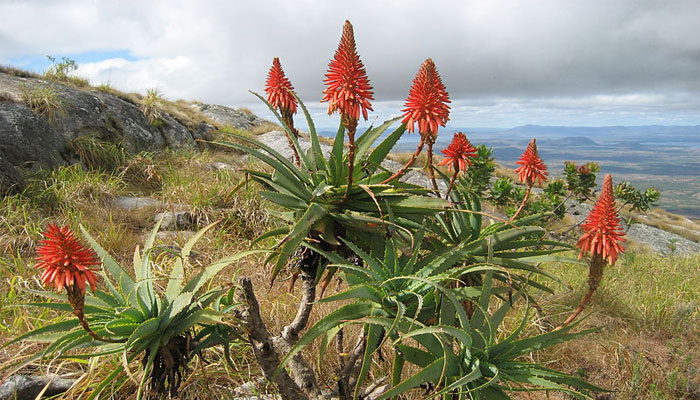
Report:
0,72,268,194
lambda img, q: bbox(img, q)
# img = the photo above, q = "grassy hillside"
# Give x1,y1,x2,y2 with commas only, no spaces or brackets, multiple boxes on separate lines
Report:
0,133,698,399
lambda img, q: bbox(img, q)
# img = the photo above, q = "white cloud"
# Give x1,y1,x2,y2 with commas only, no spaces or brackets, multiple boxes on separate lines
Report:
1,0,698,127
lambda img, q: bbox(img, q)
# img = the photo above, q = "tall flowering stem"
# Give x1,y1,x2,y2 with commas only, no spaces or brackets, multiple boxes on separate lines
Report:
438,132,477,197
510,139,548,221
265,57,301,166
382,59,450,187
35,224,121,343
559,174,626,328
321,20,374,196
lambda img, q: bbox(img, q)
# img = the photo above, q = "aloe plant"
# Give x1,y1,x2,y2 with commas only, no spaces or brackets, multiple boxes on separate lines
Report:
279,234,605,399
3,220,256,399
214,92,450,283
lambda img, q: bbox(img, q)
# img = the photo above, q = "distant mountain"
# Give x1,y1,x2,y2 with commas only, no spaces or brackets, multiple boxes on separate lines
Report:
521,136,600,147
499,124,700,139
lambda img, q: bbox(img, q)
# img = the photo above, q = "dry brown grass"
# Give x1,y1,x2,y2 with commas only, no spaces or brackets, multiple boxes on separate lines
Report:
250,121,282,135
0,65,42,79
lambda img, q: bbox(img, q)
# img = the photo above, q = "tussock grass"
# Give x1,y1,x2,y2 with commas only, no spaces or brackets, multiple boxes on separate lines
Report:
69,134,127,172
20,83,65,122
141,87,165,124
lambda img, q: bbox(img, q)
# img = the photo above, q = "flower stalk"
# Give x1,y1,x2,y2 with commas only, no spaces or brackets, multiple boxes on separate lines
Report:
321,20,374,196
265,57,301,166
511,138,548,221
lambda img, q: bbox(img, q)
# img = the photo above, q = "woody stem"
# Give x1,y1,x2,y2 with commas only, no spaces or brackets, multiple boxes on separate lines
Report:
510,185,532,222
380,136,425,184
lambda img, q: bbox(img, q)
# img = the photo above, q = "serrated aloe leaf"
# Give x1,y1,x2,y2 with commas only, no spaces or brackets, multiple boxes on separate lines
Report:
377,356,447,400
354,117,401,169
80,225,131,302
290,91,328,172
249,90,313,172
367,123,406,171
165,221,218,303
183,249,269,294
2,319,79,347
270,203,330,283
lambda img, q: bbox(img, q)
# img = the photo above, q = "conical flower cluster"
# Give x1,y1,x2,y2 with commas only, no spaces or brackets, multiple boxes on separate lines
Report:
321,20,374,122
265,57,298,115
35,224,100,294
401,58,451,137
438,132,478,172
514,138,548,186
577,174,626,265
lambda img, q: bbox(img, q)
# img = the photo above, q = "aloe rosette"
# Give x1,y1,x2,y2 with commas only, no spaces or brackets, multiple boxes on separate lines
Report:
4,220,257,399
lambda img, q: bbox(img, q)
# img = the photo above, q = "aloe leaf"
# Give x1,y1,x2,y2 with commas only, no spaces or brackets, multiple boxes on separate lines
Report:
270,203,330,283
252,227,289,245
165,221,217,303
183,249,269,294
80,225,131,302
329,122,346,186
259,190,307,210
249,90,313,172
213,138,310,193
290,91,328,172
354,117,401,169
2,319,79,347
367,123,406,170
317,284,382,304
377,356,447,400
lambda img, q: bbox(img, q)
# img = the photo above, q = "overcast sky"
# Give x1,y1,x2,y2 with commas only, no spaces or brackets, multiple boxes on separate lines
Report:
1,0,698,129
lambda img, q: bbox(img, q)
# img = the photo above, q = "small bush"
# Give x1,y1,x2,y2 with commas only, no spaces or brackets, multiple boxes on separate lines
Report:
20,83,64,122
44,56,90,87
141,87,165,124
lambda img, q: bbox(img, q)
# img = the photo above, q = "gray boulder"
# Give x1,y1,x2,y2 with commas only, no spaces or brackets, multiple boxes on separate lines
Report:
198,103,269,130
0,374,75,400
155,211,197,231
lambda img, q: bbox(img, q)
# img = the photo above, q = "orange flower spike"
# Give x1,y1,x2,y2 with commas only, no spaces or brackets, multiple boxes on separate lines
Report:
438,132,478,173
35,224,101,294
265,57,298,115
401,58,451,137
321,20,374,123
514,138,548,186
577,174,626,265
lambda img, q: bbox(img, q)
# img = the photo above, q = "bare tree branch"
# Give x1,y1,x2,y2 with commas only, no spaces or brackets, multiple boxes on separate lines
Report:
238,278,309,400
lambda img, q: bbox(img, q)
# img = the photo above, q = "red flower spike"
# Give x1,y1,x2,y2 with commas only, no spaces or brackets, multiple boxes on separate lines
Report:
577,174,626,265
321,20,374,122
438,132,478,172
34,224,100,294
401,58,451,137
514,138,548,186
265,57,298,115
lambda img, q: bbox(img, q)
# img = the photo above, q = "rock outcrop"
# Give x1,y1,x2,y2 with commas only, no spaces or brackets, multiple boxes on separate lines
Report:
0,72,212,193
198,104,268,130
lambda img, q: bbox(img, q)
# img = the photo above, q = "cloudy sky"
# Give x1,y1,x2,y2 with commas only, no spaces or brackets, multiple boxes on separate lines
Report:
1,0,698,129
